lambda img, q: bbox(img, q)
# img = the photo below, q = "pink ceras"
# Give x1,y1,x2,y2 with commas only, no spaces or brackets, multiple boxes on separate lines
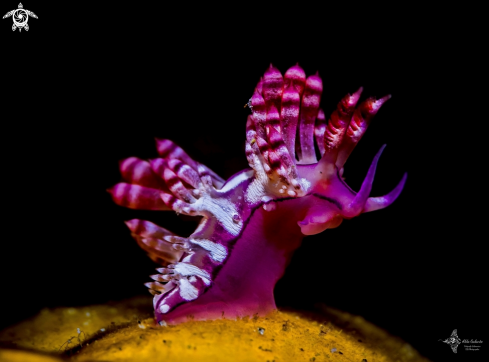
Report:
109,64,407,325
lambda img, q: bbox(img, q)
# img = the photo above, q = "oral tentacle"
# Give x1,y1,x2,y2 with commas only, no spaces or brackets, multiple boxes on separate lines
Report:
345,144,386,217
364,172,408,213
298,72,323,164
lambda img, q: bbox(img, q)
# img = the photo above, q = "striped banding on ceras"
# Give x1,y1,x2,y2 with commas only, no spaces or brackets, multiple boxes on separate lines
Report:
249,97,298,186
167,159,201,189
156,139,225,188
156,139,194,165
247,64,392,183
281,82,302,160
119,157,168,190
250,80,267,141
125,219,173,239
125,219,183,265
314,109,327,156
245,116,271,178
323,87,363,157
335,95,391,168
163,168,196,203
255,135,271,167
282,64,306,160
161,193,198,216
262,65,284,132
299,73,323,164
196,164,214,189
121,148,240,298
108,183,169,210
266,125,297,185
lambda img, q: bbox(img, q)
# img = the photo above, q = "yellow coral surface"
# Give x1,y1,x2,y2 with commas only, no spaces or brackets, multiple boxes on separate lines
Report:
0,296,430,362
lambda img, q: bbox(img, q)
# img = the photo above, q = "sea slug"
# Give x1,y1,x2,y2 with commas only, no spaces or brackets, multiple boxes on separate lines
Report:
109,64,406,325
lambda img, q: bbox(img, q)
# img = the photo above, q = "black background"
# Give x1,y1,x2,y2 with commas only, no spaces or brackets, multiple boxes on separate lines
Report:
1,2,486,361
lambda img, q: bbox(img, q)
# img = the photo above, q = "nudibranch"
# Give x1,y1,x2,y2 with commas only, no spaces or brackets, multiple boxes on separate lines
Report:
109,64,406,325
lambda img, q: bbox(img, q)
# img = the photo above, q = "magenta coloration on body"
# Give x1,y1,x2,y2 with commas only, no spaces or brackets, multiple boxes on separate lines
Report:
108,64,406,325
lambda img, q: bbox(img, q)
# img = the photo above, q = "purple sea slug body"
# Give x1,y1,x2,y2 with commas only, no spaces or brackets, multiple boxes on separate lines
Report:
109,64,407,325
